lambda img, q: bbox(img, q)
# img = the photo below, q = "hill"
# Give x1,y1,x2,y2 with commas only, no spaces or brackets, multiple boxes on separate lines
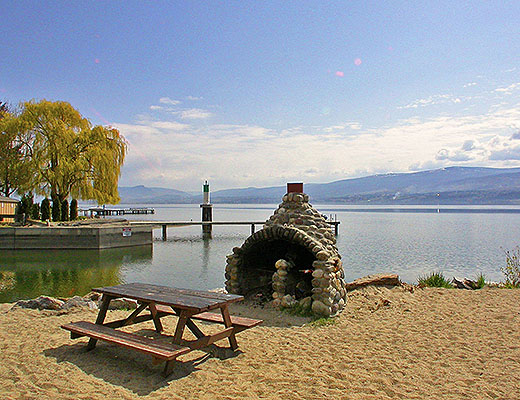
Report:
119,167,520,204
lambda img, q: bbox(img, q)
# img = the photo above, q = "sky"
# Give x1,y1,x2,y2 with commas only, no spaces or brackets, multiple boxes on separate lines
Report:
1,1,520,192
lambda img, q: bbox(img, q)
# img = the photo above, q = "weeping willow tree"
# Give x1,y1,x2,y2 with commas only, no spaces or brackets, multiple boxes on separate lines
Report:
16,100,127,204
0,102,34,197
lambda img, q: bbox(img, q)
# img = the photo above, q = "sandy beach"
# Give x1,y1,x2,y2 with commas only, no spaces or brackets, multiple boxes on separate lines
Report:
1,286,519,400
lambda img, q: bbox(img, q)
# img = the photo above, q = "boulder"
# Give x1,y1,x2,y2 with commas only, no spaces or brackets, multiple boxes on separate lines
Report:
107,298,138,310
62,296,98,310
13,296,64,310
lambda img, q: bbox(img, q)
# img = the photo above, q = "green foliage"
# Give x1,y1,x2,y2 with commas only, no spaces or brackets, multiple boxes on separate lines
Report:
14,100,127,204
418,272,453,288
0,102,34,197
51,196,61,221
17,193,34,216
476,273,487,289
41,198,51,221
308,317,336,327
502,248,520,288
60,199,69,221
70,199,78,220
281,302,314,317
30,203,40,220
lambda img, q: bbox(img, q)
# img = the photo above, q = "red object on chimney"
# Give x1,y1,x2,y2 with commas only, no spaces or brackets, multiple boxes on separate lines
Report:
287,182,303,193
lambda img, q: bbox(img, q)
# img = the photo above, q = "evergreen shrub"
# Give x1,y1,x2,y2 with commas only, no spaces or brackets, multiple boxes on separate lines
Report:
41,198,51,221
70,199,78,220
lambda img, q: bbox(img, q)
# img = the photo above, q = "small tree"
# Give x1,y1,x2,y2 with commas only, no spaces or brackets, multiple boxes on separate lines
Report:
70,199,78,220
503,247,520,288
51,196,61,221
61,199,69,221
18,193,34,216
31,203,40,220
41,198,51,221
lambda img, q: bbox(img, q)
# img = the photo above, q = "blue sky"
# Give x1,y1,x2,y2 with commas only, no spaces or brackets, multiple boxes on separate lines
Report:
2,1,520,191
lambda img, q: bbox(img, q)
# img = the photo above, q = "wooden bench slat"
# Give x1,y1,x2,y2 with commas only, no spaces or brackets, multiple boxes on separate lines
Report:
154,304,263,329
61,321,190,360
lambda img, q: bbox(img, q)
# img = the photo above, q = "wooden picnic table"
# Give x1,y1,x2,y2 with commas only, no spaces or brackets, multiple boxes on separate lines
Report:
62,283,262,376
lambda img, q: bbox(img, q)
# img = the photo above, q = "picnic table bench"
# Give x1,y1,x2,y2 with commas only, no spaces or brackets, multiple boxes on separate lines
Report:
61,283,263,376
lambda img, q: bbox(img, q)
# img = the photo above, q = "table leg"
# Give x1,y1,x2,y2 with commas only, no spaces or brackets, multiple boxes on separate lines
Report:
148,303,163,332
220,304,238,351
173,310,189,344
87,294,112,350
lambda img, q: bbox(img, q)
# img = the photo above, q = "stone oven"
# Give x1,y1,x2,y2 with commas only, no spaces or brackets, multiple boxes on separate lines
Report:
225,183,347,317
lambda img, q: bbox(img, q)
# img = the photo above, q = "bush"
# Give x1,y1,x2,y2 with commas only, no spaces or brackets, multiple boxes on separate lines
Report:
41,198,51,221
476,273,487,289
17,193,34,216
502,248,520,288
61,199,69,221
418,272,453,288
70,199,78,220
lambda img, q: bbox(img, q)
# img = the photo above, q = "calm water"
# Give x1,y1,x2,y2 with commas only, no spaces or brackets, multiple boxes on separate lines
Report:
2,203,520,302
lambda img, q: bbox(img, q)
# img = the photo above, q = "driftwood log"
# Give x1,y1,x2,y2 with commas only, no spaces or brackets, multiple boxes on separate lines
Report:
345,274,401,290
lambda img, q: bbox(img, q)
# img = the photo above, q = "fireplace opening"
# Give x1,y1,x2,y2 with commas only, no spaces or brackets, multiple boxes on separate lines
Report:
239,239,315,300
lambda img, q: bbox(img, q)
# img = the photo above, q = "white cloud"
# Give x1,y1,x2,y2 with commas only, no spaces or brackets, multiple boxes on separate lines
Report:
150,121,190,131
117,89,520,190
494,83,520,94
186,96,203,101
464,82,477,88
398,94,460,109
159,97,181,105
174,108,214,119
150,105,163,110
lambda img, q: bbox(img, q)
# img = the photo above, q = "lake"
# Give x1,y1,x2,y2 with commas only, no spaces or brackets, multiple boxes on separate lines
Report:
1,203,520,302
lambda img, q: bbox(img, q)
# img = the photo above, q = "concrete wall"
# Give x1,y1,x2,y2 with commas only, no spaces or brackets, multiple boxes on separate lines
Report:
0,225,153,250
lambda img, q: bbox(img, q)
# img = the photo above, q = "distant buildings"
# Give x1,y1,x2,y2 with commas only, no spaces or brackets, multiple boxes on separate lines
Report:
0,196,17,222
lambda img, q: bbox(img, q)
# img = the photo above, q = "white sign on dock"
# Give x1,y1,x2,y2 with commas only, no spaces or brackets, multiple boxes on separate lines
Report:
122,227,132,237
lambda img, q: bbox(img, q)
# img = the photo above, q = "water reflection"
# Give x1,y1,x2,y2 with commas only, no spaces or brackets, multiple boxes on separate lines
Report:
0,245,152,302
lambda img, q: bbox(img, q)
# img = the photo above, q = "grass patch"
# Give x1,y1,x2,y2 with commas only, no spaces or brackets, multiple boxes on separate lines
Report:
281,301,338,325
418,272,453,288
476,273,487,289
308,317,336,327
281,302,314,318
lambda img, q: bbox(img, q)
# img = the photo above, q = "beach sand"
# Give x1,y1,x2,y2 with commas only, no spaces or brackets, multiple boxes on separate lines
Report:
1,286,519,399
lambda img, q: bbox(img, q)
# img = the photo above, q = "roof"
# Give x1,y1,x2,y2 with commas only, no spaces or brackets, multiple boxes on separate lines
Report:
0,196,18,203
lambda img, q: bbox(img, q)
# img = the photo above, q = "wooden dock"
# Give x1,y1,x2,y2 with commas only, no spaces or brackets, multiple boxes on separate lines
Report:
81,207,155,217
129,220,340,240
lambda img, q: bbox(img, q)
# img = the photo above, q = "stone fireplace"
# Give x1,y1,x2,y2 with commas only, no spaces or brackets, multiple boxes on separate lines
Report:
225,184,347,317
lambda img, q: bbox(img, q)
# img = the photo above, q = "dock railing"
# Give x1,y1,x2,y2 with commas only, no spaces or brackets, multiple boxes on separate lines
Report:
129,220,340,240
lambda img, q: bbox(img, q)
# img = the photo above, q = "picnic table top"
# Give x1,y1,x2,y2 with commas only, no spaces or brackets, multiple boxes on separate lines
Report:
92,283,244,313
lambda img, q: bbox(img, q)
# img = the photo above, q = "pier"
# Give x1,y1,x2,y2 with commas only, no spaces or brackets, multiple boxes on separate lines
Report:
129,220,340,240
81,207,155,217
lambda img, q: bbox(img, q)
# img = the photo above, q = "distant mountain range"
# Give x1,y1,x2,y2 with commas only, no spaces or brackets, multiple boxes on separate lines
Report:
118,167,520,205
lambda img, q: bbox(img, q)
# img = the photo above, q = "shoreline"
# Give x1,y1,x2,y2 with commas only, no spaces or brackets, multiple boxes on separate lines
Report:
1,286,519,399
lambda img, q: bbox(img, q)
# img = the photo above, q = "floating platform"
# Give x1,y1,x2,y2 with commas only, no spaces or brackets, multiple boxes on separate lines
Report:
0,222,153,250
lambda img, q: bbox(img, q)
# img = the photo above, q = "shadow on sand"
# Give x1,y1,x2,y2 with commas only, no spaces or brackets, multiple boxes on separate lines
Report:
44,328,242,396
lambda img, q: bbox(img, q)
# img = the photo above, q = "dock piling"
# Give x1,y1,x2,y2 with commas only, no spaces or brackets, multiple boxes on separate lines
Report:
162,225,167,241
